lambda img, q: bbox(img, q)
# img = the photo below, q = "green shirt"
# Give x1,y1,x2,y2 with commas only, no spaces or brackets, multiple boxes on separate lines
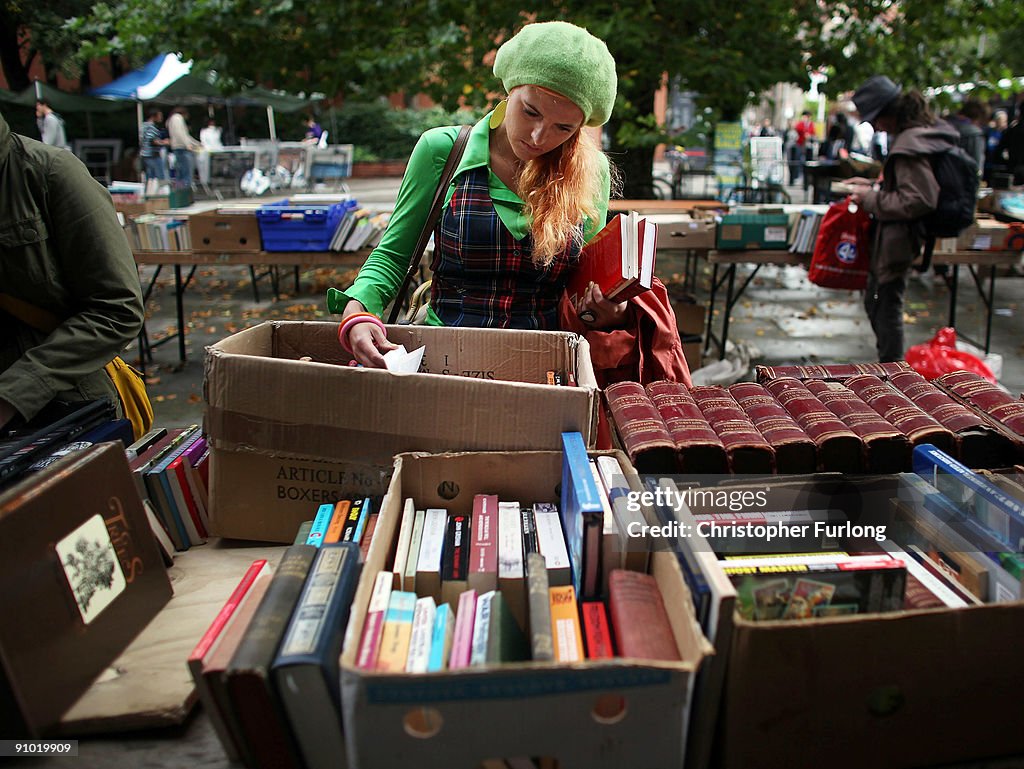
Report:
327,113,610,323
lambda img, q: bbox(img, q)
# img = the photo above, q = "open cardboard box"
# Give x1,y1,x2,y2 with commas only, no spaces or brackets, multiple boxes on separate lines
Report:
688,474,1024,769
204,322,599,542
339,450,710,769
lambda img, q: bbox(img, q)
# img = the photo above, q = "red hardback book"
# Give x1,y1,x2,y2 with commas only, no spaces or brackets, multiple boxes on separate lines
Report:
581,601,614,659
729,382,817,473
888,370,1015,468
755,361,913,383
690,385,775,474
468,494,498,593
607,570,680,661
604,382,678,472
803,380,911,472
844,374,956,455
566,212,657,304
936,370,1024,445
764,377,863,472
646,380,729,473
188,559,269,762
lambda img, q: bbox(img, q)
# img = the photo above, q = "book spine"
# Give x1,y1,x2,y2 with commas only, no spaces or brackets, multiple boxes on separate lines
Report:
415,508,448,603
845,374,956,452
607,569,680,661
359,513,379,562
581,601,614,659
764,377,863,471
405,597,437,673
525,552,554,662
442,514,469,582
448,589,478,670
403,510,426,592
532,505,571,587
391,498,416,589
729,381,817,472
937,370,1024,436
340,497,365,543
323,500,350,544
170,457,207,540
497,501,526,631
469,591,495,666
356,571,393,669
189,559,268,662
646,380,729,473
603,381,677,463
560,431,605,600
520,505,539,556
352,497,372,544
691,385,776,473
376,591,417,672
468,493,498,592
427,603,455,672
549,585,584,663
889,371,990,433
306,503,335,547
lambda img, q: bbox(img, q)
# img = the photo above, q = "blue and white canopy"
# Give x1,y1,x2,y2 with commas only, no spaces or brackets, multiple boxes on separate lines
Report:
90,54,193,100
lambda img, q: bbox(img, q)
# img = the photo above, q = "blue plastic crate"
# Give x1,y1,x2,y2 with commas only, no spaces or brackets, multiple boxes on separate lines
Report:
255,199,350,251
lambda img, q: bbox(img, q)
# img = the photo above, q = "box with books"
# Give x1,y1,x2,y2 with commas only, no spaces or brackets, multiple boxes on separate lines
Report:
339,449,709,769
188,210,262,253
648,471,1024,769
205,321,599,542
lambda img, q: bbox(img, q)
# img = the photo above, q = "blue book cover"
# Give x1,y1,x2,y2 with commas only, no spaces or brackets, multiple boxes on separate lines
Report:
147,427,202,549
306,503,335,547
912,444,1024,552
271,542,362,769
559,432,603,599
426,603,455,672
352,496,372,544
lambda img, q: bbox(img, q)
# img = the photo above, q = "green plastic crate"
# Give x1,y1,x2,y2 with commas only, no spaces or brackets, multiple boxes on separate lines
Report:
717,212,790,250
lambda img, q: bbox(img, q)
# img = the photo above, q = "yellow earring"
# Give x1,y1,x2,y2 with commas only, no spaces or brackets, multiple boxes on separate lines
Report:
489,99,508,129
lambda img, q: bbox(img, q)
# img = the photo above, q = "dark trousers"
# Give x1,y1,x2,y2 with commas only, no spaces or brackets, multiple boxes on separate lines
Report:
864,271,908,363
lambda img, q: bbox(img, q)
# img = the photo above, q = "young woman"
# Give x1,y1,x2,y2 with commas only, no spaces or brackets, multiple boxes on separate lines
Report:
847,75,959,362
330,21,687,384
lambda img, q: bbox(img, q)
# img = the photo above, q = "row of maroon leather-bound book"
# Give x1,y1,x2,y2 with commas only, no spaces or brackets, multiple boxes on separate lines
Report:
606,363,1024,475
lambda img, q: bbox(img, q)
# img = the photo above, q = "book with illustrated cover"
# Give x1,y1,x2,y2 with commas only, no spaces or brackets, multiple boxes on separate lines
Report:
566,211,657,306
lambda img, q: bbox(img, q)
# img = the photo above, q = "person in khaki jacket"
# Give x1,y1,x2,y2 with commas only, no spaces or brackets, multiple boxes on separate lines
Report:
0,109,144,431
846,76,959,363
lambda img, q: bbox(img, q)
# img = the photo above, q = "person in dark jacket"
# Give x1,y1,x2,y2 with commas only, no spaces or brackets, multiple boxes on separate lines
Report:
0,109,145,431
846,76,959,363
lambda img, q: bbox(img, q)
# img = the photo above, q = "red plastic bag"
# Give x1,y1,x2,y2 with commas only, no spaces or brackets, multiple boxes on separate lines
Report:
807,197,872,290
906,327,997,383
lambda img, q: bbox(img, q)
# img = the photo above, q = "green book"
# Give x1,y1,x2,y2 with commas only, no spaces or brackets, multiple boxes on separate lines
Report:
485,592,529,663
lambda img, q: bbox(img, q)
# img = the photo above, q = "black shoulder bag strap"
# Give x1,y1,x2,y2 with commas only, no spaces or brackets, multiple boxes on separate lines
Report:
386,124,472,323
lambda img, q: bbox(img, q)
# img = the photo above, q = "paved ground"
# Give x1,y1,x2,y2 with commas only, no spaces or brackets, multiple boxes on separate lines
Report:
139,175,1024,428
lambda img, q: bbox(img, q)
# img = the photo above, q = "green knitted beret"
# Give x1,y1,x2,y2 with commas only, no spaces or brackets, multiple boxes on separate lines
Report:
493,21,617,127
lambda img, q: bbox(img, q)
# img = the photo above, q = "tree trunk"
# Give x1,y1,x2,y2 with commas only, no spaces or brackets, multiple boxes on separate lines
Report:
0,17,30,92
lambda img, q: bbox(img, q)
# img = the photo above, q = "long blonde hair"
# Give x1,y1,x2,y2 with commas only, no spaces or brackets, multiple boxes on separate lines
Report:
519,128,617,266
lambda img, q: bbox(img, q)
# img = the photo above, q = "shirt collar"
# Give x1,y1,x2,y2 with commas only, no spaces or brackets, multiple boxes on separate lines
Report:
457,111,523,204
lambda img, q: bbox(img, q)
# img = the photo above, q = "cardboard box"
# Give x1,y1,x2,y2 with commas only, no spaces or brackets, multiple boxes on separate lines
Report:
339,450,710,769
204,322,599,542
651,215,718,251
717,213,790,250
189,211,262,253
671,296,706,372
702,475,1024,769
955,217,1017,252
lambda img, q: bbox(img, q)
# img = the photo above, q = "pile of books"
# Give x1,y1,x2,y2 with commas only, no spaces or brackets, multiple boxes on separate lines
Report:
327,200,390,252
606,365,1024,475
123,213,192,251
296,496,381,563
786,209,825,254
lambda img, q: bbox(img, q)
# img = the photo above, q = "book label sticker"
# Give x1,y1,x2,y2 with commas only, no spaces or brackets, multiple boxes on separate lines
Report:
56,514,127,625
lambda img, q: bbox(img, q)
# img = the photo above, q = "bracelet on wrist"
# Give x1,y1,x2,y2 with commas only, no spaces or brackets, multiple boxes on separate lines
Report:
338,313,386,354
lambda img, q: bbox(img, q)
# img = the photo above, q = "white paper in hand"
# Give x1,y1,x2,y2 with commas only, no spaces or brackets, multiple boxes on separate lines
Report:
383,344,426,373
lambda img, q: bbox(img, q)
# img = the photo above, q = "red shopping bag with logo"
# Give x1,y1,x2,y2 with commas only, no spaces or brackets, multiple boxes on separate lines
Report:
807,197,871,290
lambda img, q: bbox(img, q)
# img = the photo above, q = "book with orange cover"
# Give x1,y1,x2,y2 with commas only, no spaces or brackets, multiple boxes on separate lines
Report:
548,585,584,663
566,212,657,306
323,500,350,544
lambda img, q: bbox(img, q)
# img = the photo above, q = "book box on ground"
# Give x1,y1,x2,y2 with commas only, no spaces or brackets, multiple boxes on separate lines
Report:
204,322,599,542
699,475,1024,769
339,450,710,769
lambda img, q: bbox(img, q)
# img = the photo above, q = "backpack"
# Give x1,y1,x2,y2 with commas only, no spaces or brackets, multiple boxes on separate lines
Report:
919,145,979,269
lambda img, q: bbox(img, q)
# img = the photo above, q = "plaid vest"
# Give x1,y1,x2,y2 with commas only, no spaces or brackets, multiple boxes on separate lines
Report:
430,167,580,329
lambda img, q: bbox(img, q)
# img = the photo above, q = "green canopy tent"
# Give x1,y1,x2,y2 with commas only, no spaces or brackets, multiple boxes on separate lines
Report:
229,86,324,141
0,81,132,137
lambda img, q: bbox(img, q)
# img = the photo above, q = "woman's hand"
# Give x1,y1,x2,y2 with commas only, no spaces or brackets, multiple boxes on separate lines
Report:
341,301,398,368
577,282,630,330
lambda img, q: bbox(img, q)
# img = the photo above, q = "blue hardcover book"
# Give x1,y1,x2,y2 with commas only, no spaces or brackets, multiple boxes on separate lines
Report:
913,444,1024,553
79,418,134,447
271,542,362,769
306,503,335,547
559,432,604,599
427,603,455,672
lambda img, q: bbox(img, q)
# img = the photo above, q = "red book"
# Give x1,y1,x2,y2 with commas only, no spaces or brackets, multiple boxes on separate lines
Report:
936,370,1024,438
468,494,498,593
581,601,614,659
170,456,208,539
359,512,379,562
764,377,863,472
566,212,657,305
844,374,956,455
356,570,394,669
889,370,1015,468
804,380,910,472
607,570,680,661
690,385,775,474
604,382,678,472
755,361,913,383
729,382,816,473
646,380,729,473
